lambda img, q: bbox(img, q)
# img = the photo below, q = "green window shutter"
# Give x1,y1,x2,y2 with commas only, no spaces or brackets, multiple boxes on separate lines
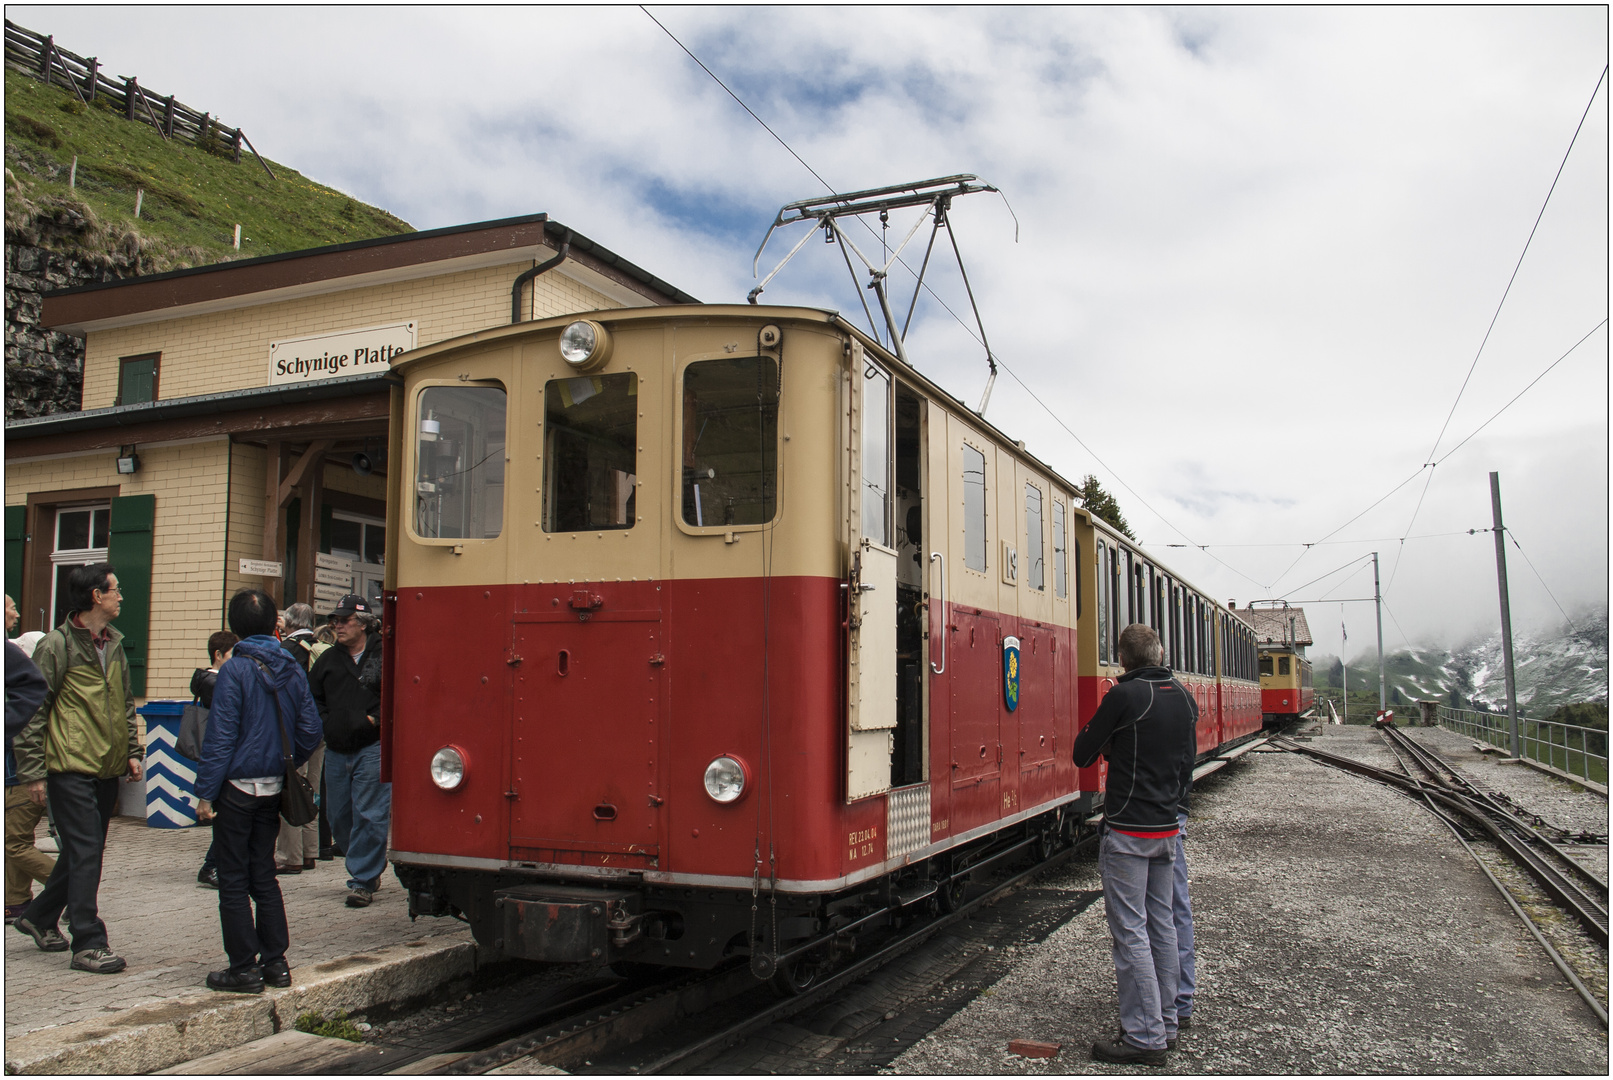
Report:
108,494,155,696
4,506,24,639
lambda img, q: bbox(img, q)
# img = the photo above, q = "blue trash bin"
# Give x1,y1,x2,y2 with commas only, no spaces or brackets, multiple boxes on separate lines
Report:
137,700,198,828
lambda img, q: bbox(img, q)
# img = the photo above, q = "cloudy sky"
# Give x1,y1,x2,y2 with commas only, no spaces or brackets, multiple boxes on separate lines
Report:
16,5,1608,659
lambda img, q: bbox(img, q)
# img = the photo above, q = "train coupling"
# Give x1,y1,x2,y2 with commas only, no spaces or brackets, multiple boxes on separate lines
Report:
493,884,644,963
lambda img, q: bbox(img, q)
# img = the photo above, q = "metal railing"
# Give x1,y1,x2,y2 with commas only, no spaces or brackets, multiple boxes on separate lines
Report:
1437,705,1608,788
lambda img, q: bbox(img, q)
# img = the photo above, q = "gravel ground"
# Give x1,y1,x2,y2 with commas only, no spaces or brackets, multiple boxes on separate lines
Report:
889,727,1608,1075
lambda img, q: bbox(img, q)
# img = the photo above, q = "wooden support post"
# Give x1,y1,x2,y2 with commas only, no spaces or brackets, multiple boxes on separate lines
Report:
295,454,325,607
136,85,168,140
125,75,138,121
264,442,287,606
86,58,97,102
238,130,277,180
164,94,175,137
198,112,209,148
231,129,242,163
39,35,52,82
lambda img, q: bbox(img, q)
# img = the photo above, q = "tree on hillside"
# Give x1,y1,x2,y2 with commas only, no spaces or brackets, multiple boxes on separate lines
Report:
1327,657,1344,686
1078,475,1134,540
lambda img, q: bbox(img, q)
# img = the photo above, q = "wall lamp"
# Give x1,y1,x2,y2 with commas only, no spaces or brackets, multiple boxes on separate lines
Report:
116,446,141,475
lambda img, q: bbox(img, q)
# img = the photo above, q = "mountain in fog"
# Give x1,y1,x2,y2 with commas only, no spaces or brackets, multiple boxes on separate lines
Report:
1313,609,1609,717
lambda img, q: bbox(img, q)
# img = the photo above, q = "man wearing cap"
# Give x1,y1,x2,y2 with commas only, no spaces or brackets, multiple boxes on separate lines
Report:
307,596,389,907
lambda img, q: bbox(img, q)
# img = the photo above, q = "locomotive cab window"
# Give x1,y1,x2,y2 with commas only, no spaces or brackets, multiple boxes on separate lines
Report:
962,443,987,572
681,356,779,528
1278,655,1291,676
415,384,507,539
1052,499,1067,600
545,373,638,532
1025,483,1044,591
1259,654,1274,676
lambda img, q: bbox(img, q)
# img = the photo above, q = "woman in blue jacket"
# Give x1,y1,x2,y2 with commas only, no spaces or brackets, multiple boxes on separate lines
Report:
194,590,323,994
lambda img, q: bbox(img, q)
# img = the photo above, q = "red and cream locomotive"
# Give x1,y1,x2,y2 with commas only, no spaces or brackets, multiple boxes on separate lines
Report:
380,304,1263,989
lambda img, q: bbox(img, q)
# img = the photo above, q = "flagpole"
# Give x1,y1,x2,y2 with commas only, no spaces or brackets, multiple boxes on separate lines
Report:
1340,605,1348,725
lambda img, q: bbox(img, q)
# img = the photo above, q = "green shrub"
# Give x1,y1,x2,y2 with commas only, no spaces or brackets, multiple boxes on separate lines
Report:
59,99,86,116
294,1010,365,1042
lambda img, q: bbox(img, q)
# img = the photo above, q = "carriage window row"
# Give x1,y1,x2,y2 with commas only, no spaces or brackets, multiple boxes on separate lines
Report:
1090,541,1259,681
958,449,1072,603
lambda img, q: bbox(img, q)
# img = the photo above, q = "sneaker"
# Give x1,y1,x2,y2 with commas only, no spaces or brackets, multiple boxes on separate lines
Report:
15,917,68,952
1091,1037,1167,1066
345,887,374,908
259,958,291,987
71,947,127,974
198,867,220,890
5,903,29,925
206,968,264,993
1119,1027,1176,1052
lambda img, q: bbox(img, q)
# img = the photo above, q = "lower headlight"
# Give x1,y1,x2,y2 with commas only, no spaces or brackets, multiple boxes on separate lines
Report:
703,756,746,803
430,746,465,790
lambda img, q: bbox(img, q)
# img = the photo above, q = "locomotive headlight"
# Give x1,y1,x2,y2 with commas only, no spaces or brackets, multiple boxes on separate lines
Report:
430,746,466,790
703,756,747,804
558,320,612,371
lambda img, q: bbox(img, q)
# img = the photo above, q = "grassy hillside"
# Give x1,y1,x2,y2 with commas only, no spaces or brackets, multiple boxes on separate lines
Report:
4,66,411,263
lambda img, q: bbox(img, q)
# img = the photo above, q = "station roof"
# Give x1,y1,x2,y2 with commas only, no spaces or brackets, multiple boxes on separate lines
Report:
1235,605,1313,647
40,213,699,335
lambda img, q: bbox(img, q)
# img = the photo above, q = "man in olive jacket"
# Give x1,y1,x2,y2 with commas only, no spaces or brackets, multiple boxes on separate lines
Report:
11,563,143,974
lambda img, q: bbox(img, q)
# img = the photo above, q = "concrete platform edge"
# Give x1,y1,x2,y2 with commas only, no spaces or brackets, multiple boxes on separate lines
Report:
3,933,477,1075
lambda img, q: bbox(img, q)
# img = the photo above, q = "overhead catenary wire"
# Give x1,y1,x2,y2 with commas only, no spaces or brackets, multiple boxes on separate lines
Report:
1505,528,1578,630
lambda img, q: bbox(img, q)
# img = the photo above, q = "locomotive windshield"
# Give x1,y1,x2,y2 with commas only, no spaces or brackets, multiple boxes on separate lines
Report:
680,356,779,528
414,385,506,539
543,373,638,532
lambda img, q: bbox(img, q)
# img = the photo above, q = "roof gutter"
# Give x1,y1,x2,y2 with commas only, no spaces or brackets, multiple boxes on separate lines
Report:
512,230,572,323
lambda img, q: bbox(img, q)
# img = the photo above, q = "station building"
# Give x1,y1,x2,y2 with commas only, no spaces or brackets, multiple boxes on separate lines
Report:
5,214,694,704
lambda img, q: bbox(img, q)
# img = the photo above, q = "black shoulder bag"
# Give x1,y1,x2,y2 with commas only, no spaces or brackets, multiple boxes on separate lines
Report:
252,660,318,827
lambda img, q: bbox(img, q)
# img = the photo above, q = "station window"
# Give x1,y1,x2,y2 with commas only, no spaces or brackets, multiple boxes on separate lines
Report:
1025,484,1044,591
962,444,987,572
117,353,159,406
415,384,506,539
682,357,778,528
50,505,110,627
1052,499,1066,599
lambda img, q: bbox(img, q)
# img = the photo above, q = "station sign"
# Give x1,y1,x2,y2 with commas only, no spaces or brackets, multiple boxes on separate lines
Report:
313,599,338,616
314,583,349,602
315,567,353,588
268,321,417,387
238,558,283,578
316,553,354,572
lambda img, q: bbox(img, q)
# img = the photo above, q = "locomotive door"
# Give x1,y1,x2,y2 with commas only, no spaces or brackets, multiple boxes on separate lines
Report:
508,613,663,863
846,356,898,802
948,609,1002,833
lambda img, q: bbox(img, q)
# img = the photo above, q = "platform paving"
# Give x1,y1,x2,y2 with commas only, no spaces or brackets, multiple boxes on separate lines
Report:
3,815,473,1073
888,723,1609,1075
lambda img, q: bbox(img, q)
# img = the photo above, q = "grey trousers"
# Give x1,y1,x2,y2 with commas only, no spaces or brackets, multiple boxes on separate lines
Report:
1173,813,1196,1019
1099,828,1180,1051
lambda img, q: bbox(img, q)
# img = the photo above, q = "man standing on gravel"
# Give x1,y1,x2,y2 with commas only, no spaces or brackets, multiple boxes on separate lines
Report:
1073,623,1197,1065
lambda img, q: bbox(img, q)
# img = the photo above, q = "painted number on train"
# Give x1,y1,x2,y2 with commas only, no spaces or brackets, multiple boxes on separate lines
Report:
849,825,879,861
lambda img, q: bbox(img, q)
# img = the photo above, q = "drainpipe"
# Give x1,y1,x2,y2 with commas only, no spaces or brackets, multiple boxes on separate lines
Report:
511,230,572,323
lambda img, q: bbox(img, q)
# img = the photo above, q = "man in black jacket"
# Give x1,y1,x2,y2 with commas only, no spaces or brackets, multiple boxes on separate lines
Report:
1072,623,1196,1066
308,595,388,908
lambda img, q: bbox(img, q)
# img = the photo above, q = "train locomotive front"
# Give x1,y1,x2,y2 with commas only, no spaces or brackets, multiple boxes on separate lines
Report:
381,306,1091,985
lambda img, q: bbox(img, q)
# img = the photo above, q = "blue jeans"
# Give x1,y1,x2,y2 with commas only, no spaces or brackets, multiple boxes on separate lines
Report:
1099,828,1180,1051
324,743,390,892
1173,813,1195,1019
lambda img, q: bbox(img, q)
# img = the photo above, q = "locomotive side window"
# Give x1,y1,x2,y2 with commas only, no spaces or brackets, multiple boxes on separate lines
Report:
1278,655,1291,676
1025,483,1044,591
681,357,779,528
1052,499,1066,599
415,384,507,540
962,443,987,572
544,373,638,532
1095,539,1109,664
1259,653,1273,676
862,364,893,546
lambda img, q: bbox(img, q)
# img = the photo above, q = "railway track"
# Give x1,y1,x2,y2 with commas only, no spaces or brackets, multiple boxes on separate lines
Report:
1273,726,1609,1026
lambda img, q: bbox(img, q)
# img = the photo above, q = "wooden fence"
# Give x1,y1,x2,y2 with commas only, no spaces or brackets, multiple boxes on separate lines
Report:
4,18,276,179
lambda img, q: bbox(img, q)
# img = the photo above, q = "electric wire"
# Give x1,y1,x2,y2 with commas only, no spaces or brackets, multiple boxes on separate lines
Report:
641,7,1230,574
645,9,1604,613
1505,528,1578,630
1283,553,1376,602
1384,67,1607,596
